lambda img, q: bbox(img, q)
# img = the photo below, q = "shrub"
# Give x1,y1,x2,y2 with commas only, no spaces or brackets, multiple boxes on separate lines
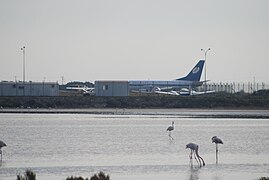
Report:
257,177,269,180
66,176,88,180
66,171,110,180
90,171,110,180
17,169,36,180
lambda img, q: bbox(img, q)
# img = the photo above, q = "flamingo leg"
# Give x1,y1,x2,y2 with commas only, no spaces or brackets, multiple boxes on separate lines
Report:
168,131,174,140
169,133,174,140
194,152,200,166
216,143,218,164
189,150,193,166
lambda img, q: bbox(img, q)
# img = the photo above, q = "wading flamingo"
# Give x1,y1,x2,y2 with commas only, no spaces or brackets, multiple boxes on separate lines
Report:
186,143,205,167
212,136,223,164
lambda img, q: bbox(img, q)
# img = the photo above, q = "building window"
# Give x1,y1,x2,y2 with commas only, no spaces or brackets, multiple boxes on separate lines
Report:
102,85,108,90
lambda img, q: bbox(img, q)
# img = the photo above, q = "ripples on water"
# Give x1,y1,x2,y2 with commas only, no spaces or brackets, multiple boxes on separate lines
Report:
0,112,269,180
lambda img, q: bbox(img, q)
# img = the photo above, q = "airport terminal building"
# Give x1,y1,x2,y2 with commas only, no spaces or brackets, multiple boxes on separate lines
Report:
0,81,59,96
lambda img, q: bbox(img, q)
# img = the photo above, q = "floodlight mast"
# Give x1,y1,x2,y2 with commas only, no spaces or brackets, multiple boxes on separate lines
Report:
201,48,210,92
21,46,26,96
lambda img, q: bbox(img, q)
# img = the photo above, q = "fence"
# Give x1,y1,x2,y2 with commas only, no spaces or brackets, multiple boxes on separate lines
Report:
198,82,268,94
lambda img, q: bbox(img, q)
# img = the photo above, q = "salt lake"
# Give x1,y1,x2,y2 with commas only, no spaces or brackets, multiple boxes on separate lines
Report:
0,110,268,180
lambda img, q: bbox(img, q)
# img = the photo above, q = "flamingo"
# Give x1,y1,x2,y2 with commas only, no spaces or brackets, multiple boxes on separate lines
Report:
166,121,174,140
0,140,7,161
186,143,205,167
212,136,223,164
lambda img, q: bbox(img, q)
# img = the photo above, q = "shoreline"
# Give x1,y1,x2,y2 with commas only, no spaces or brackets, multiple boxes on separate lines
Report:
1,108,269,118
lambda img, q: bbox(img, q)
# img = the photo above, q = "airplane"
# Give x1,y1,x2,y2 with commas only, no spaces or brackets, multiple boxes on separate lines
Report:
154,87,180,96
66,86,95,96
129,60,205,93
154,87,215,96
179,88,215,96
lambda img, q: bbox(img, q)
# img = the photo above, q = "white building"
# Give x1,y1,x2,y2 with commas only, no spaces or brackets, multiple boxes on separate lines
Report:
0,81,59,96
95,81,129,96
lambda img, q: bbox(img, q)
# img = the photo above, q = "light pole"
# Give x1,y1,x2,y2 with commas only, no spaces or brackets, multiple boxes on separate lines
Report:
21,46,26,83
21,46,26,96
201,48,210,92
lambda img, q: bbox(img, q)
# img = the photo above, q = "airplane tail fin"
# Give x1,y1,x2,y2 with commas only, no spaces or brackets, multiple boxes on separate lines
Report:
176,60,205,81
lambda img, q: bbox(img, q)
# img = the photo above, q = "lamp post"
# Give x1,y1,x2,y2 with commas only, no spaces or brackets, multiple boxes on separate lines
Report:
21,46,26,96
21,46,26,83
201,48,210,92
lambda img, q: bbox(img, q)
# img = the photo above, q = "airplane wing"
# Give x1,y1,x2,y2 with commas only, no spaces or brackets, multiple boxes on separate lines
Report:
179,88,215,96
66,86,94,91
191,90,215,95
154,89,179,96
66,86,95,96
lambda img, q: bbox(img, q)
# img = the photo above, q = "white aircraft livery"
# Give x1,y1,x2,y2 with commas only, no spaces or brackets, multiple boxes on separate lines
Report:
129,60,205,93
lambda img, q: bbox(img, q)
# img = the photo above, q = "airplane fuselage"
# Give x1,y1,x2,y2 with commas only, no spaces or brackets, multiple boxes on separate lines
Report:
129,80,203,92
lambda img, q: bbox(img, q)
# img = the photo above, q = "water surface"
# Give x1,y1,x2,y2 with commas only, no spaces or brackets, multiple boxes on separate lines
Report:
0,112,268,179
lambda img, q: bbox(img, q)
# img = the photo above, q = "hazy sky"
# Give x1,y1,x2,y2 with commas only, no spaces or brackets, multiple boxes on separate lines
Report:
1,0,269,84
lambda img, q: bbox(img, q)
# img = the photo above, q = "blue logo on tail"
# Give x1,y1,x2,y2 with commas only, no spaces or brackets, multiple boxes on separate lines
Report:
176,60,205,81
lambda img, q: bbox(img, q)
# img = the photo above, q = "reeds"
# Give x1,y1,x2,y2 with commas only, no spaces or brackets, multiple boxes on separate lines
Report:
16,169,36,180
257,177,269,180
16,170,110,180
66,171,110,180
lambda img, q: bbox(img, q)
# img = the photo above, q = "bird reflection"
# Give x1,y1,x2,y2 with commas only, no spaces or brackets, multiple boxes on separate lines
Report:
188,165,200,180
